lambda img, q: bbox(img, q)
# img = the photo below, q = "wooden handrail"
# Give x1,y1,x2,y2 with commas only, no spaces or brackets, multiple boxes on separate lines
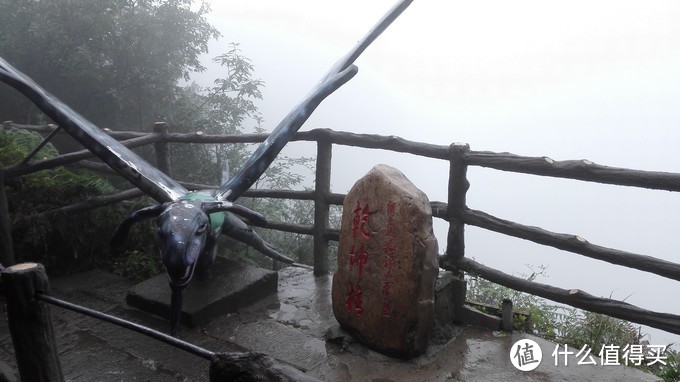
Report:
466,151,680,192
457,257,680,335
3,122,679,336
461,208,680,282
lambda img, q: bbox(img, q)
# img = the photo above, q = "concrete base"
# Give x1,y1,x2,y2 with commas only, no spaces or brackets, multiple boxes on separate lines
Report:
434,270,457,327
435,270,509,330
126,257,278,328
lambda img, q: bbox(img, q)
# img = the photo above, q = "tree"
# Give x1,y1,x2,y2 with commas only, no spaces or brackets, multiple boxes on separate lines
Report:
167,43,266,185
0,0,222,271
0,0,219,131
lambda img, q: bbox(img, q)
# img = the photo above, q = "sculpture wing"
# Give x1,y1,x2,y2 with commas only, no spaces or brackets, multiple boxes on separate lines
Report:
0,58,188,203
215,0,414,201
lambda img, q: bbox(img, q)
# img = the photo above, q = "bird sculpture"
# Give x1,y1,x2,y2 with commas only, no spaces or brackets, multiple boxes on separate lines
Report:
0,0,413,336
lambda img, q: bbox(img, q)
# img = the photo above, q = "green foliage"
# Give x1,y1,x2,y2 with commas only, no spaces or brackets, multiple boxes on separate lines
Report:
167,43,265,186
112,249,162,282
0,128,141,271
0,0,219,130
466,265,678,380
657,350,680,382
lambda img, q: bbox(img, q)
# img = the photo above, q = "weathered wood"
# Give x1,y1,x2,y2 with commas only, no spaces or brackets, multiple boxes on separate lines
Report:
15,187,323,223
4,134,160,178
2,263,63,381
69,159,115,174
326,192,345,206
430,201,449,220
446,143,469,264
173,182,319,202
325,228,340,242
300,128,450,160
262,224,334,244
462,208,680,282
2,121,141,140
264,221,314,236
2,121,54,133
167,131,270,144
444,144,470,324
8,123,679,192
17,188,146,221
313,138,332,275
243,189,315,201
153,122,171,176
456,257,680,335
0,171,15,266
467,151,680,192
501,299,513,331
2,124,452,161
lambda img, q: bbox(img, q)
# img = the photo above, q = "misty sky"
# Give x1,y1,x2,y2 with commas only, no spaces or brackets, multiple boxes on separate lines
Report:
197,1,680,346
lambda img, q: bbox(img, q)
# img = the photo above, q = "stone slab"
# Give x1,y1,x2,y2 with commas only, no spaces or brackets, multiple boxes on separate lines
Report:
126,257,278,328
229,320,327,372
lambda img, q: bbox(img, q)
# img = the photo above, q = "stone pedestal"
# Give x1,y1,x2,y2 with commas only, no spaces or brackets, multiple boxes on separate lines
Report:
331,164,438,358
127,257,278,328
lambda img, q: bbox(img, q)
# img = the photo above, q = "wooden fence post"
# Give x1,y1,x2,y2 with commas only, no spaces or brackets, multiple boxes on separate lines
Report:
313,137,332,276
153,122,171,176
501,298,513,331
446,143,470,322
0,170,15,266
2,263,63,381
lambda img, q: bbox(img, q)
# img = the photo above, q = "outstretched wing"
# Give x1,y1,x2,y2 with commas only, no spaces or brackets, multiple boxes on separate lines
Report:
215,0,414,202
0,58,188,203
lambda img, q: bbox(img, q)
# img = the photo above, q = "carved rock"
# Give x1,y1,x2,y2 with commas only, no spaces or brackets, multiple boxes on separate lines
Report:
331,164,438,358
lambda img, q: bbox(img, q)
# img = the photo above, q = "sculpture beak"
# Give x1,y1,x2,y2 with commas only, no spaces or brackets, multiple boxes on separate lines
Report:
162,238,201,287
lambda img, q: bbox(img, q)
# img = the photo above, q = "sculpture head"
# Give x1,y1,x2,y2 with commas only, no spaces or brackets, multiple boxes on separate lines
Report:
155,201,213,287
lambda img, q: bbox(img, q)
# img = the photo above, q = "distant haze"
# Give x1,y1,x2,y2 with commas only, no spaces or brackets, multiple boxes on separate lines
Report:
196,1,680,347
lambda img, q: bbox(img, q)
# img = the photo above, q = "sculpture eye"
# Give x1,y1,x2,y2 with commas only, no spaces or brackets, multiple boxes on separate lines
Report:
195,223,207,235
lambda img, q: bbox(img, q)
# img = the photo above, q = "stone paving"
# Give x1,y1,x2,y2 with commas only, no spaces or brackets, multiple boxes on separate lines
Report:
0,265,662,381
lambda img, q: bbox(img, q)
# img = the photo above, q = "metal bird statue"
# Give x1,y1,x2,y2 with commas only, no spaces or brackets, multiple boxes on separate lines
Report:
0,0,413,336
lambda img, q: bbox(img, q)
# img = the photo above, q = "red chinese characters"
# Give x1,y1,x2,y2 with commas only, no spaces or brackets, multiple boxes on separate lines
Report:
349,244,368,277
381,201,397,317
347,201,370,317
345,282,363,316
352,201,371,240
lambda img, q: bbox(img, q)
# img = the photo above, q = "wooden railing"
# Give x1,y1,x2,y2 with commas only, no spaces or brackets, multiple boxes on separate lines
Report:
0,262,308,380
3,122,680,336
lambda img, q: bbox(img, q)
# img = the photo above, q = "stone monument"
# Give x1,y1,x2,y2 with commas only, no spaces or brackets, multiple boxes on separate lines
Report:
331,164,439,358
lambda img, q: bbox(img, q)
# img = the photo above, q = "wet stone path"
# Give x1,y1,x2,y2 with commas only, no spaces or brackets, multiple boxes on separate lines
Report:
0,266,661,381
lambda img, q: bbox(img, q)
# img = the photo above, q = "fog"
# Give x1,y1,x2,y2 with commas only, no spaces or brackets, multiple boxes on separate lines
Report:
196,1,680,347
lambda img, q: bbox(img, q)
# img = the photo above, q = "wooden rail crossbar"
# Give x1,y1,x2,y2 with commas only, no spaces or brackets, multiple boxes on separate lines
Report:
2,122,679,336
